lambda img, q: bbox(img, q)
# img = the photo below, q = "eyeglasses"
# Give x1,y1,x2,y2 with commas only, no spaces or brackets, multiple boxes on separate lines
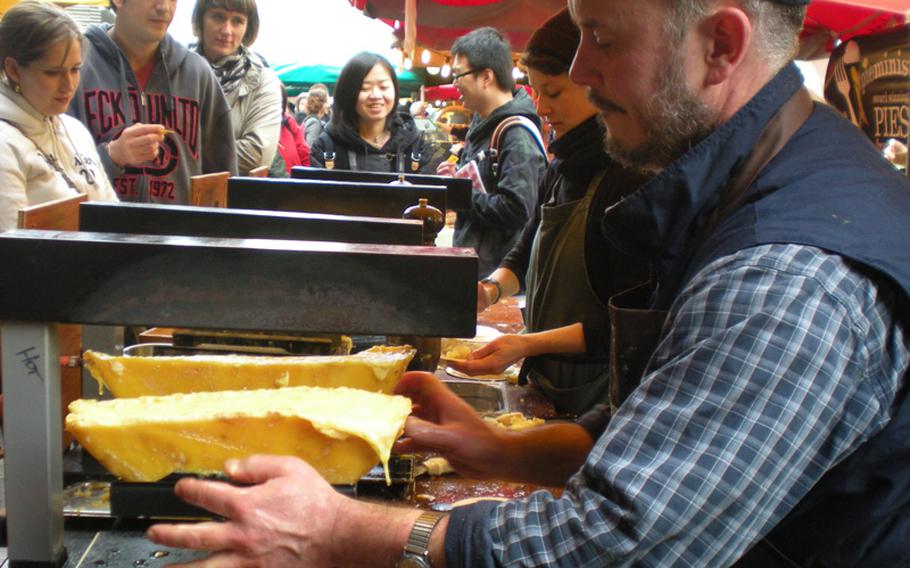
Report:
451,68,480,83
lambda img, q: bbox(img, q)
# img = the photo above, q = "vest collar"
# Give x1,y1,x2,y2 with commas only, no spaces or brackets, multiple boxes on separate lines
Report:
601,63,804,273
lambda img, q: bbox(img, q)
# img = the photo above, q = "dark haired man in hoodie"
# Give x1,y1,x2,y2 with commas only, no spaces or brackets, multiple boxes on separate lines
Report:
437,27,547,278
68,0,237,204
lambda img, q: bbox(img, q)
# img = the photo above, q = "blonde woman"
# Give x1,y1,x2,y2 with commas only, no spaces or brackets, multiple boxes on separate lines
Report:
0,0,117,232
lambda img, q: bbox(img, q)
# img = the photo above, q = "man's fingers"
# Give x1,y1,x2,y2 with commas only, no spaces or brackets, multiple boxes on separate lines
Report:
173,478,243,519
224,454,312,485
147,549,243,568
402,416,470,454
146,520,236,552
394,372,445,405
393,436,417,454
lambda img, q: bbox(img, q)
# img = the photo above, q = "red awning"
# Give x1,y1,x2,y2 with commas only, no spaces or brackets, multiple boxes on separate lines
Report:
803,0,907,50
350,0,565,51
423,83,532,101
352,0,908,53
423,84,461,102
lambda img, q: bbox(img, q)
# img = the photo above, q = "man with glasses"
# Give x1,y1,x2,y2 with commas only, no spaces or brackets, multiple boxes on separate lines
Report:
436,27,547,278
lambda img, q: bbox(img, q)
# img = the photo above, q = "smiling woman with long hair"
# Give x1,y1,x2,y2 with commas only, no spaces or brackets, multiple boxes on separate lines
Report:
310,52,431,173
0,0,118,232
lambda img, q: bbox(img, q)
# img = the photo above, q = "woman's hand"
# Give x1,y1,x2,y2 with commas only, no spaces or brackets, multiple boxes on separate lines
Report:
448,334,528,376
108,123,167,167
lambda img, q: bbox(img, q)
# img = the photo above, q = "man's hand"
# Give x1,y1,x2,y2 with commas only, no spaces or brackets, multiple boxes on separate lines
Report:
394,372,508,480
436,161,457,177
146,455,344,567
884,139,908,168
448,335,527,376
108,123,167,166
395,372,595,486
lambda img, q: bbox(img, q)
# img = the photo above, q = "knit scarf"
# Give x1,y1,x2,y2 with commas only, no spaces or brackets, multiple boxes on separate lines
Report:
193,43,253,95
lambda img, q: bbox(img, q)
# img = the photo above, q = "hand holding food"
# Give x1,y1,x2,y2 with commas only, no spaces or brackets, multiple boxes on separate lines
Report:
447,334,527,376
883,138,908,169
393,372,507,480
436,160,457,177
147,455,346,566
107,123,169,166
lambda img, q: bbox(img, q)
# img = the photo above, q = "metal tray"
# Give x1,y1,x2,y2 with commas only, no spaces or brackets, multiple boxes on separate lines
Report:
442,379,509,415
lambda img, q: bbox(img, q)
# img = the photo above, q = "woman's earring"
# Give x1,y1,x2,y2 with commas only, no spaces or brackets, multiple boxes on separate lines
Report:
12,82,20,94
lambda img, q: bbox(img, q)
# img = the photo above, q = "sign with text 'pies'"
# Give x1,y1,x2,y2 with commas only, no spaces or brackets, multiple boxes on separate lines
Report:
824,25,910,170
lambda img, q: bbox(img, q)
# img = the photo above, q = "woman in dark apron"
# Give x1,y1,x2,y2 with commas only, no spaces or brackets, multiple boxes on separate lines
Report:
449,9,648,415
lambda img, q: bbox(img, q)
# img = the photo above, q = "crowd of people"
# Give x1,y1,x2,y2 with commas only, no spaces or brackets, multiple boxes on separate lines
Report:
0,0,457,227
1,0,909,565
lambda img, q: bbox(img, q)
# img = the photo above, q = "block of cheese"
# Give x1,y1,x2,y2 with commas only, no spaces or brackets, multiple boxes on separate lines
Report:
84,345,415,398
65,386,412,484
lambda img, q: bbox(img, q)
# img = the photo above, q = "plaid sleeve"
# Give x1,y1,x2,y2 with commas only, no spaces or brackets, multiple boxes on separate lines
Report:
447,244,908,567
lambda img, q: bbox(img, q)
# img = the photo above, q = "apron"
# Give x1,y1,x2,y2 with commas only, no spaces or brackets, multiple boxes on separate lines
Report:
606,89,813,566
523,170,612,415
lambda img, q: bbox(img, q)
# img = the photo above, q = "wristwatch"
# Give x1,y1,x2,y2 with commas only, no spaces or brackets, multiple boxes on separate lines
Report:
480,277,502,304
396,510,446,568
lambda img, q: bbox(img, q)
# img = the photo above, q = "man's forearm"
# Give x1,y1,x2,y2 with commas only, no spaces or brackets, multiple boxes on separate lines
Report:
499,422,594,487
331,499,424,567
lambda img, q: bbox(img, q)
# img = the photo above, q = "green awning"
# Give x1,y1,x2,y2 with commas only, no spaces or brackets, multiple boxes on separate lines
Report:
275,63,425,96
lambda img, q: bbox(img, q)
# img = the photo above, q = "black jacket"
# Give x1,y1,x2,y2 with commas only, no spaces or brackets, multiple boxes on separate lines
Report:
453,89,547,277
310,111,432,174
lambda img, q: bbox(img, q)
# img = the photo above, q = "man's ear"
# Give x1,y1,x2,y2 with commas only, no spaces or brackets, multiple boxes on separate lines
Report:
700,7,752,86
479,68,496,89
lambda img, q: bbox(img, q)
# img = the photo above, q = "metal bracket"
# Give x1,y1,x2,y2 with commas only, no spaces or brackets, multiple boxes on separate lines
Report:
2,322,66,566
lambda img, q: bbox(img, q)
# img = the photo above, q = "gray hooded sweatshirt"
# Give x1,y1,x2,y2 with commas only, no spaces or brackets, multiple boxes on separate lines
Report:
68,24,237,204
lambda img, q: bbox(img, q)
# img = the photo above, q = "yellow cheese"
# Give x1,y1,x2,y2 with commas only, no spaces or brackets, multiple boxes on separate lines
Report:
65,386,412,484
84,345,415,398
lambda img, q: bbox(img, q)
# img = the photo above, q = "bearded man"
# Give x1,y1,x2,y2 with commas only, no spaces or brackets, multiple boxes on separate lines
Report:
148,1,910,566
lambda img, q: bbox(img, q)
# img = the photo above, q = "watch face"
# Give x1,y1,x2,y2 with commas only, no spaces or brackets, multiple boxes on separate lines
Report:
397,555,430,568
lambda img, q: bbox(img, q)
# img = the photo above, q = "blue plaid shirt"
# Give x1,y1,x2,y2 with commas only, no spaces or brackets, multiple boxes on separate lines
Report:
446,243,910,566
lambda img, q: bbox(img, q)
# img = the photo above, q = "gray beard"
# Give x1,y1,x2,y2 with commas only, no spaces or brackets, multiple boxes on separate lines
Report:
600,56,720,176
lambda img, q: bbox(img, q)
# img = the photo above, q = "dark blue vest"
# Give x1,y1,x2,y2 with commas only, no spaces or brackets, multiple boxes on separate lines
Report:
603,64,910,566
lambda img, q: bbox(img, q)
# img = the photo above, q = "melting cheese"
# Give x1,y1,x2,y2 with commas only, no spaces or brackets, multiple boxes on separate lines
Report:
65,386,412,485
83,346,415,398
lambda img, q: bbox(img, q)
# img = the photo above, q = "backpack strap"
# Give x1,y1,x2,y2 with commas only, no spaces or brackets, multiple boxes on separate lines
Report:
489,116,548,178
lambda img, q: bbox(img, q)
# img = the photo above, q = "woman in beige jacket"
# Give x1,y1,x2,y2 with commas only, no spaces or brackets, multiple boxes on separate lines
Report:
0,0,118,233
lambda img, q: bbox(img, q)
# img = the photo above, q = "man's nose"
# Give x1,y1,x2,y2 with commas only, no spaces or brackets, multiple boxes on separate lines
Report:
569,37,597,88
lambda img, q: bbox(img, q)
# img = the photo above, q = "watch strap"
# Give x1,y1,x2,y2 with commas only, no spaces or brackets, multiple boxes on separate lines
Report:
403,510,446,557
480,277,502,304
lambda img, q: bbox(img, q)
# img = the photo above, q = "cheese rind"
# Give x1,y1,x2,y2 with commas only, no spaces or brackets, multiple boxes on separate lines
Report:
83,346,415,398
65,386,412,484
